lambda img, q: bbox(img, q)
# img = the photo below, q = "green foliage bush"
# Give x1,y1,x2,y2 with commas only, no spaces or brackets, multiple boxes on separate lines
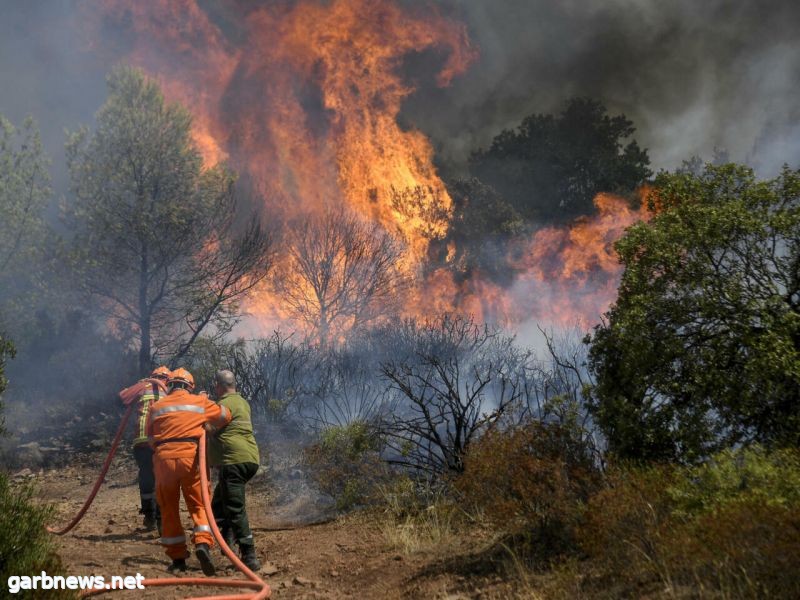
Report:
0,473,73,599
303,421,389,511
1,334,72,597
578,446,800,599
669,446,800,515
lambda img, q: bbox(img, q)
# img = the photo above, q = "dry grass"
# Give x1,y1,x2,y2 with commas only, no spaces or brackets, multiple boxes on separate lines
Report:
377,477,461,555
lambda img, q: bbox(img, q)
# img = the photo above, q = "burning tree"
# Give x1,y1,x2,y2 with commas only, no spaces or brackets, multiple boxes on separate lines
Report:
470,97,651,223
64,67,274,375
276,209,408,346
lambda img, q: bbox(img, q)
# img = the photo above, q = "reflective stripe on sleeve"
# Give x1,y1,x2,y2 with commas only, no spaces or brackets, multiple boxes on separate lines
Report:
194,525,212,533
160,535,186,545
150,404,206,418
140,492,155,500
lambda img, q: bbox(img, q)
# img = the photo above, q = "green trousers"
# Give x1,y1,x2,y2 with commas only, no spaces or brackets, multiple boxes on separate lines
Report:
211,462,259,547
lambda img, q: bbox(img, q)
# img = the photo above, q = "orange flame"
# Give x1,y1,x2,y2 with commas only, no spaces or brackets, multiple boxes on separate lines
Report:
81,1,650,334
412,190,653,328
84,0,475,263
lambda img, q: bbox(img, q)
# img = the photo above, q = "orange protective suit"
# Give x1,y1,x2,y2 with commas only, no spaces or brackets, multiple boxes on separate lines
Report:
146,388,231,560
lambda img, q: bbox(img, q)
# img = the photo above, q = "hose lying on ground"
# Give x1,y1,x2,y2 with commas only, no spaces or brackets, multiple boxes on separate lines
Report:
47,403,135,535
48,407,271,598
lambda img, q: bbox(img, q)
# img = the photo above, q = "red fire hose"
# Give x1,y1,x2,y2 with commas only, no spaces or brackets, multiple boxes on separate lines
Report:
48,403,135,535
48,407,270,599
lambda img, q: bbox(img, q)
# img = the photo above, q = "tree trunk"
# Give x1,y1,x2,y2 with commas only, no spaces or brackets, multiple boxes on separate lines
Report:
139,314,151,377
318,305,329,349
138,244,151,377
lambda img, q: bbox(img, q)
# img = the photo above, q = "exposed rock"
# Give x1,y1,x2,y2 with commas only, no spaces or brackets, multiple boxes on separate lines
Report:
261,562,279,576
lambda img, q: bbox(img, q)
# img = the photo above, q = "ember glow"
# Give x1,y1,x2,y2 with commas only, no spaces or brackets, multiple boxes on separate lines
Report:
82,0,649,333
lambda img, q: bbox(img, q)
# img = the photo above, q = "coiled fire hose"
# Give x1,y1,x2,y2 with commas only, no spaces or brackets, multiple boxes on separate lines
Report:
48,406,271,599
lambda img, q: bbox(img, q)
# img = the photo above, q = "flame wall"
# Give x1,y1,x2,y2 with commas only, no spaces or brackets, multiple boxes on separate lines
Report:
81,0,649,333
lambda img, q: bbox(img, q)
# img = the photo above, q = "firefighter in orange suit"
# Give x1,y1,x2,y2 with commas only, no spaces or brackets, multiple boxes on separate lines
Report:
118,366,171,531
146,367,232,575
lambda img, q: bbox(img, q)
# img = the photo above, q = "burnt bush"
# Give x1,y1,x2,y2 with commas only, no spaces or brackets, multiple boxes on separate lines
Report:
380,315,531,475
456,419,601,562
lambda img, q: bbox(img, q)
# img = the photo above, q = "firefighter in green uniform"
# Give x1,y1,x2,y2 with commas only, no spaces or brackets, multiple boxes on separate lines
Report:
208,369,262,571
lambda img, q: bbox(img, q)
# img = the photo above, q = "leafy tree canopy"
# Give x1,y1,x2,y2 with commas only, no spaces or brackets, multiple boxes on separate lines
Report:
470,97,651,222
65,66,273,375
588,164,800,462
0,115,51,334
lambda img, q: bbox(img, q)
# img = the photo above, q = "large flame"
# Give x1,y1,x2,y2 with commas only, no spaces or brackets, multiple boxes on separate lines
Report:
419,191,653,328
85,0,474,262
82,0,649,335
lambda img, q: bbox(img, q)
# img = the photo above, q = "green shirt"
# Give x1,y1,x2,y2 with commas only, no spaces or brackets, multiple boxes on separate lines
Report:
208,392,260,467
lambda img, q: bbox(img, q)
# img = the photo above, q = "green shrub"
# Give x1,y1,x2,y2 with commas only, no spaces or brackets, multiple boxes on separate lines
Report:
578,447,800,599
669,445,800,515
303,421,389,511
0,473,74,599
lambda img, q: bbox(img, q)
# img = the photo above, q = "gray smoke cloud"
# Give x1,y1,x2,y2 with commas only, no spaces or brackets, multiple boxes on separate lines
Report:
0,0,798,199
404,0,800,177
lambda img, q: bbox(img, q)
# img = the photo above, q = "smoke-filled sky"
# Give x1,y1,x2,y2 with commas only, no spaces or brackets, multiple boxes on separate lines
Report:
1,0,798,197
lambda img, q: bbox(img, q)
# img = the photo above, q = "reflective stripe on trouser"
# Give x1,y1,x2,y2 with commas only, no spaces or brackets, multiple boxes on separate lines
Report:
154,455,214,560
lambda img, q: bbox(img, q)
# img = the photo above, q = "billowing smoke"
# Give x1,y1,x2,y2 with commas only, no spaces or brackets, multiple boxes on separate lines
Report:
404,0,800,176
1,0,797,341
1,0,798,195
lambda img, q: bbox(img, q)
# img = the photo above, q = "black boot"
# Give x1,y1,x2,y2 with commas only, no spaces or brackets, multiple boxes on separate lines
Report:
167,558,187,573
240,544,262,571
195,543,216,576
142,513,157,531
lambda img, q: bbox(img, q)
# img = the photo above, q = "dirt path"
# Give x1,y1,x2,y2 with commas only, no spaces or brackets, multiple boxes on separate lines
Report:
36,457,471,599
